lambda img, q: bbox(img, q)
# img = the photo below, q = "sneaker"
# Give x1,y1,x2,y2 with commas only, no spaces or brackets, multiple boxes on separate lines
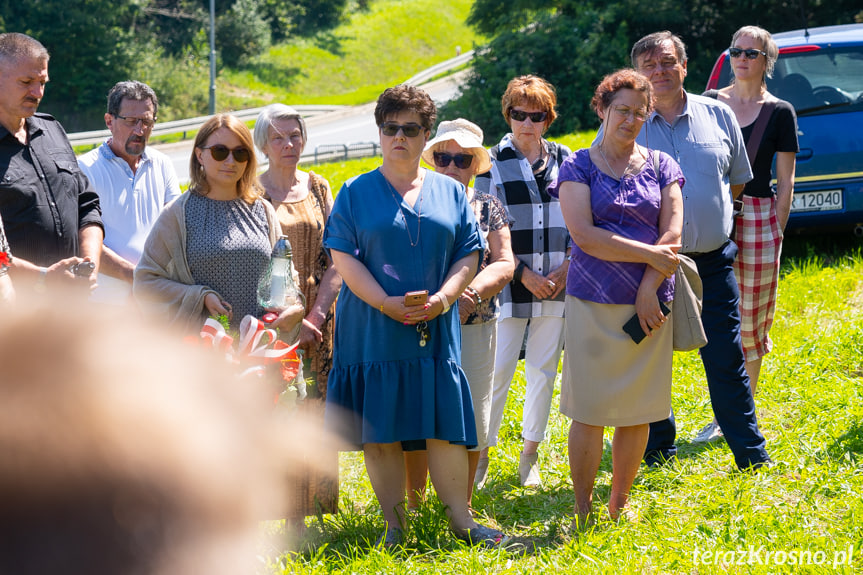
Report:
474,456,490,489
692,421,724,444
518,451,541,487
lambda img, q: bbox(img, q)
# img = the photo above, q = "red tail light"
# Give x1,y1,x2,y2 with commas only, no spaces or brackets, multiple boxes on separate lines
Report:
779,45,822,54
706,53,727,90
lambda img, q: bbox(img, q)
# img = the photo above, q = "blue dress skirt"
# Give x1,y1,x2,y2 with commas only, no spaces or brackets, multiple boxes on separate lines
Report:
323,168,484,449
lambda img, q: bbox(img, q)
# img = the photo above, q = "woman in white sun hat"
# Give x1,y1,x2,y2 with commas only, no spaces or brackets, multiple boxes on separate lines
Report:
404,119,515,509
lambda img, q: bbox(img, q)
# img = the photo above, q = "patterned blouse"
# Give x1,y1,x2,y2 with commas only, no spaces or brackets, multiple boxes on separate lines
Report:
185,194,272,328
550,148,685,305
464,189,512,325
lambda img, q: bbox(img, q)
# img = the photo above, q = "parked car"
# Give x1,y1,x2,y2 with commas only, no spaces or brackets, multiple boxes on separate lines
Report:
706,23,863,235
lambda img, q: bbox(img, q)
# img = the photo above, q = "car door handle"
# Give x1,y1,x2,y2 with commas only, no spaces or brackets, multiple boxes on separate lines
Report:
796,148,813,161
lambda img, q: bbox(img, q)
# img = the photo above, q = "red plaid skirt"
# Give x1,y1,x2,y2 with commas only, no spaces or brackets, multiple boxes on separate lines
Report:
733,195,783,362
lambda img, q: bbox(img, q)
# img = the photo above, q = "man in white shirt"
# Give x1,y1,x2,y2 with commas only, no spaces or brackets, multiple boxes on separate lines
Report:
78,81,181,304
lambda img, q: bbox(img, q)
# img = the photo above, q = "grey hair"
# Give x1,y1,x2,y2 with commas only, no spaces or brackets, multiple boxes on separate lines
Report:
0,33,49,67
106,81,158,118
731,26,779,83
631,31,687,67
253,104,307,155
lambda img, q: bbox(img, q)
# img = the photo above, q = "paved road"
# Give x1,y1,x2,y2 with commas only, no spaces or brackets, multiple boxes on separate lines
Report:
155,70,469,183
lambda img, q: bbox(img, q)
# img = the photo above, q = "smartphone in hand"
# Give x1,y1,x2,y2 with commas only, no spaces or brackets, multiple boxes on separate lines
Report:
623,301,671,344
404,290,429,306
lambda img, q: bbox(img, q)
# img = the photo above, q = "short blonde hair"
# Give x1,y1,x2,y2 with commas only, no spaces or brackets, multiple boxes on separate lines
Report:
189,114,261,204
732,26,779,83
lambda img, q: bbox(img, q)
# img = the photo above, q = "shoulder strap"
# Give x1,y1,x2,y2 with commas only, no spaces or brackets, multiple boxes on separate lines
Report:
652,149,660,177
746,101,777,166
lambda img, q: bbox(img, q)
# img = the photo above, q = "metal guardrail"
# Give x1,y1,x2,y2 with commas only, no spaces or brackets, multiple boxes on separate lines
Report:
66,50,476,148
308,142,381,164
69,50,475,170
67,105,346,147
403,50,474,86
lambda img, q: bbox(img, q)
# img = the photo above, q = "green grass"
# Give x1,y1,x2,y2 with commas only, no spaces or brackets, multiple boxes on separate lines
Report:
259,233,863,573
309,132,599,192
218,0,484,109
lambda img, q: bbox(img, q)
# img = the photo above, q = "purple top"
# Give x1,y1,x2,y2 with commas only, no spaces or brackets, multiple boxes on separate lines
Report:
549,148,685,305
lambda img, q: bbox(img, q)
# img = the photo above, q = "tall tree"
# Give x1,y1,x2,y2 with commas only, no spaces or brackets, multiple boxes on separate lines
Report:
1,0,354,128
443,0,863,141
1,0,142,129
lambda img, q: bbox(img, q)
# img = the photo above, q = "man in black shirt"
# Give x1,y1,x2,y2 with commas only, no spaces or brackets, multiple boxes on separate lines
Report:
0,32,102,292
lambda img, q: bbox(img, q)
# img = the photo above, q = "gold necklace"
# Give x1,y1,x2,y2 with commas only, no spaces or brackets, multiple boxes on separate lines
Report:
383,171,424,248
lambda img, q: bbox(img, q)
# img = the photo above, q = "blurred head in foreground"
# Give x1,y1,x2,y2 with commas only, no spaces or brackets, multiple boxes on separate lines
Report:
0,297,327,574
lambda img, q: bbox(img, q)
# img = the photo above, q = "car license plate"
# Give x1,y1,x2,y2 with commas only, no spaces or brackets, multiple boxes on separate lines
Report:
790,190,843,213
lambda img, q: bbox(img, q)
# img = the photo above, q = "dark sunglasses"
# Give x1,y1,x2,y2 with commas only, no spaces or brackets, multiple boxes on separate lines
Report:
729,47,767,60
201,145,251,163
433,151,474,169
380,123,424,137
508,108,548,123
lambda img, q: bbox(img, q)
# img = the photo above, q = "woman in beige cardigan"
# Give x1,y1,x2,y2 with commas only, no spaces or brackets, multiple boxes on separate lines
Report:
134,114,302,334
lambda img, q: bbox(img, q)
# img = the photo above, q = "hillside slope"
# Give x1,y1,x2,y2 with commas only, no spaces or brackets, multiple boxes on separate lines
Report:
218,0,484,108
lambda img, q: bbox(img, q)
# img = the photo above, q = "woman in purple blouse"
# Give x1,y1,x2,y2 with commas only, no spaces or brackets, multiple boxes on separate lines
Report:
551,69,683,526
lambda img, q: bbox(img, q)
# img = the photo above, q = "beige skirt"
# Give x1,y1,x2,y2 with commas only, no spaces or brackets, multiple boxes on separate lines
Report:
560,296,672,427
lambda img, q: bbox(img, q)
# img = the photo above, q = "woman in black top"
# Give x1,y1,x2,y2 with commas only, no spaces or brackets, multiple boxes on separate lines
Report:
696,25,799,444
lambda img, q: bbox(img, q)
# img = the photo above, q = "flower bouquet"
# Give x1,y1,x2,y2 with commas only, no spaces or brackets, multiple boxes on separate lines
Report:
186,314,304,411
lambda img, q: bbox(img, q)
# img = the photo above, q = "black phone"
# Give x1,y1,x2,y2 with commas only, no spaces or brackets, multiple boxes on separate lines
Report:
623,301,671,344
70,260,96,278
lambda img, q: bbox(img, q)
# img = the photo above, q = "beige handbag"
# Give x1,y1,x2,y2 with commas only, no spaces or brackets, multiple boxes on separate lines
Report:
672,253,708,351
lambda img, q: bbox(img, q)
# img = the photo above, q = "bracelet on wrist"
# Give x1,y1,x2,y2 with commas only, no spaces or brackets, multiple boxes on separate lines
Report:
437,292,451,314
513,261,526,283
466,285,482,305
34,266,48,293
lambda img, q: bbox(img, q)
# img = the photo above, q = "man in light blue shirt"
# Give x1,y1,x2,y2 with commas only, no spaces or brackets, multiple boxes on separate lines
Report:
78,81,180,304
631,31,771,470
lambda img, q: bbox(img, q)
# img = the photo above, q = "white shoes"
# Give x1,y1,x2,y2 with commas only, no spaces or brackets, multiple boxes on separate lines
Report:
692,421,724,444
518,451,542,487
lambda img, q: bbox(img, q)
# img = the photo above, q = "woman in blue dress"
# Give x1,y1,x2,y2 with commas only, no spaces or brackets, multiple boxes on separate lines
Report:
323,85,508,548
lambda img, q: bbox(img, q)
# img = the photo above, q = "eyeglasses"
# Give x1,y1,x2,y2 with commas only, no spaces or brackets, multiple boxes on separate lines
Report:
114,114,156,129
433,151,474,169
729,47,767,60
380,123,424,137
508,109,548,123
200,145,251,163
612,106,648,122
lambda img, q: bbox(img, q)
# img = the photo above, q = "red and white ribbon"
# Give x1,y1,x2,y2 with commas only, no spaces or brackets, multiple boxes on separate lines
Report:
194,315,301,386
200,317,234,358
237,315,299,361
